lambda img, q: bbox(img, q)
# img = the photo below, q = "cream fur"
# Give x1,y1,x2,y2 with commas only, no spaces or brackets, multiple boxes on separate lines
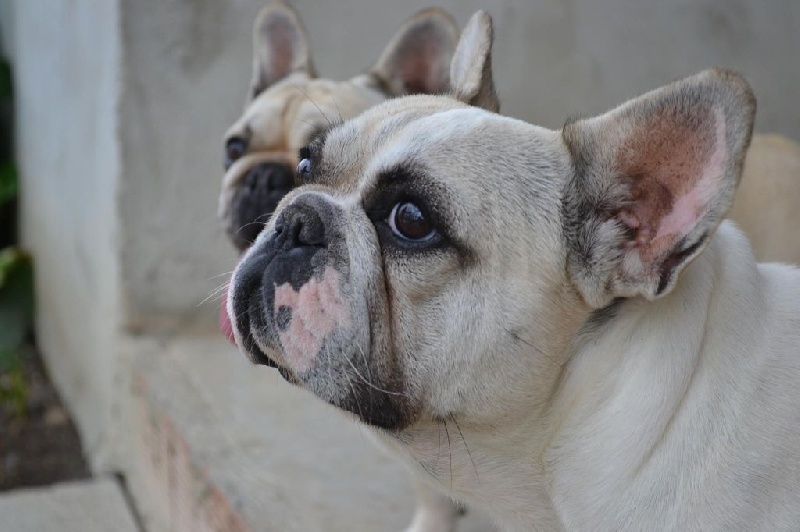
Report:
225,7,800,531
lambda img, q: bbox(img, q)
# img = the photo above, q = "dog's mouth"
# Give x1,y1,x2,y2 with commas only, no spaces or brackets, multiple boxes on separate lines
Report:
218,264,273,361
220,280,298,384
219,159,296,345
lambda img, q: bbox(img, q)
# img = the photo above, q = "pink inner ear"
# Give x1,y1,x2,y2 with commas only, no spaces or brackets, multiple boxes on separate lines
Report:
401,39,445,94
617,107,727,262
266,15,299,79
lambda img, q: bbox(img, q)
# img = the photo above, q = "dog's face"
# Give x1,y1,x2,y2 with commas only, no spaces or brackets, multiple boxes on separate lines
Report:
228,13,754,433
220,75,384,250
219,2,458,251
229,97,579,430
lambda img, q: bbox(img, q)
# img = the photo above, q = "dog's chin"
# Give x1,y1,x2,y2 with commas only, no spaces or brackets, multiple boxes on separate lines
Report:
220,283,289,378
249,332,305,385
244,335,279,368
237,321,415,431
222,258,414,430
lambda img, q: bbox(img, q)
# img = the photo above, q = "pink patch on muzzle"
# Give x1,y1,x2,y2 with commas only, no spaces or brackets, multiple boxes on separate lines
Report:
274,266,351,373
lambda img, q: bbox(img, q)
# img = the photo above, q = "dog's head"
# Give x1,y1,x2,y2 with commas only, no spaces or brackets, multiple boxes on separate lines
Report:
219,1,458,251
228,12,755,431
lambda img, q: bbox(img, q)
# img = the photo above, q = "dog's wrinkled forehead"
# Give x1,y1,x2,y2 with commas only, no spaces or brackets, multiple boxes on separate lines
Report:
310,95,474,189
299,94,566,263
311,94,562,198
231,75,381,154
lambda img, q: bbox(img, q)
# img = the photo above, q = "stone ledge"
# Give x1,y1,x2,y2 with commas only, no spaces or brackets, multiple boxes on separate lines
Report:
0,478,139,532
124,324,494,531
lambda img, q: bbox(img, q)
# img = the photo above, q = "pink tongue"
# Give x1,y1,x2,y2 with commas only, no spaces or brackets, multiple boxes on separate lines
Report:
219,283,236,345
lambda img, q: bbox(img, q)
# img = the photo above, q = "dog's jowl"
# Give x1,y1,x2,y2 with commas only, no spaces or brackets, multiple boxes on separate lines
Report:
232,193,352,374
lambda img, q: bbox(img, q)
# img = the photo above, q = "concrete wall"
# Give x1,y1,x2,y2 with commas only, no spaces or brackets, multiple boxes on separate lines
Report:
4,0,799,469
7,0,122,470
118,0,249,324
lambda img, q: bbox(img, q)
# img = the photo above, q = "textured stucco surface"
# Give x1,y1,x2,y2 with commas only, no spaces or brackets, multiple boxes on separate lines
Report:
0,479,138,532
8,0,123,470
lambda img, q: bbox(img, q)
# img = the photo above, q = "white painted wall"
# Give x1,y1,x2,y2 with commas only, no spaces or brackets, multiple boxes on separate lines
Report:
3,0,798,469
5,0,122,469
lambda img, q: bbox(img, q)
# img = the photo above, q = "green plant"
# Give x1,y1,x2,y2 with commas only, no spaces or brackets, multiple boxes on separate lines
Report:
0,360,26,419
0,248,33,359
0,56,30,418
0,57,11,100
0,248,33,417
0,160,16,205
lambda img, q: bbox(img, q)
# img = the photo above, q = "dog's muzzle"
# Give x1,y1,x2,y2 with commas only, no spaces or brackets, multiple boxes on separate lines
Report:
226,194,413,429
227,161,294,251
229,194,337,371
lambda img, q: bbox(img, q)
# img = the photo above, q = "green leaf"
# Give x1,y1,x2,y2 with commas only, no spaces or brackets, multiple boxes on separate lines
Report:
0,363,28,419
0,248,34,360
0,346,21,373
0,59,12,101
0,161,17,206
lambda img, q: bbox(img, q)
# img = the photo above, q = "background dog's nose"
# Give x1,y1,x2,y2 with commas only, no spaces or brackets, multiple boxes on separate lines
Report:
275,199,327,249
242,162,293,193
228,162,295,251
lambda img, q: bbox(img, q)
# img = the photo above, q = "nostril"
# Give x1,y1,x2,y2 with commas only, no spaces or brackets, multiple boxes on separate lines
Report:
278,206,326,249
290,218,304,246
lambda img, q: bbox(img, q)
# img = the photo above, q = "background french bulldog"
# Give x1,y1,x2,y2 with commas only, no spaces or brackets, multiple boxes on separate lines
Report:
219,0,457,251
228,10,800,531
729,133,800,264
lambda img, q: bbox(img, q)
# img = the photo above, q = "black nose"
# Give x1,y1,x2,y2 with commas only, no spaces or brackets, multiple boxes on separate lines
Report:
274,199,328,249
228,162,295,251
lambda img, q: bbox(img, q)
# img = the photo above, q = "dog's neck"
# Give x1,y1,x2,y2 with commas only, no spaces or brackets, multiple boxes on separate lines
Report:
384,222,774,530
542,221,768,529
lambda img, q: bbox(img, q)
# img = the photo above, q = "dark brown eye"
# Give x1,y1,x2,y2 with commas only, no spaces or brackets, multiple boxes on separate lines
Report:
389,201,435,241
224,137,247,170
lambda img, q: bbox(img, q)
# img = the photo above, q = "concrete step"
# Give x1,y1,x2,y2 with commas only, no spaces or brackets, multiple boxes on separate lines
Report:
126,324,493,531
0,478,139,532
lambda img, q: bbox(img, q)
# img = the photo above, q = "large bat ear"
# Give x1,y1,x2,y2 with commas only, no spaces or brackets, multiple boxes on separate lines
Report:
562,70,756,308
249,0,315,102
369,8,458,96
449,11,499,112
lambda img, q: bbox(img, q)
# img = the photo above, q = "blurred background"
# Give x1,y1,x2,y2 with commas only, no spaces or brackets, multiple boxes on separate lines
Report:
0,1,797,530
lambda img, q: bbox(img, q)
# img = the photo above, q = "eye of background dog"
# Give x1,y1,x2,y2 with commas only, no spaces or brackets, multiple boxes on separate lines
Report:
224,137,247,170
389,201,436,241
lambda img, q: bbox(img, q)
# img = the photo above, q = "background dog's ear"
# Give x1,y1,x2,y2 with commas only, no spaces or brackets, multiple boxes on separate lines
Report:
369,8,458,96
249,0,315,101
449,11,499,112
562,70,756,307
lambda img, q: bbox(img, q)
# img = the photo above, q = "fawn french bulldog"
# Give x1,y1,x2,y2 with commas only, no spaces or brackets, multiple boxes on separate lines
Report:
219,1,458,251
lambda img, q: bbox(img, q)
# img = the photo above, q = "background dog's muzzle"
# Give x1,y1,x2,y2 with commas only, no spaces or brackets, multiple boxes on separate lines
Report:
227,161,294,250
